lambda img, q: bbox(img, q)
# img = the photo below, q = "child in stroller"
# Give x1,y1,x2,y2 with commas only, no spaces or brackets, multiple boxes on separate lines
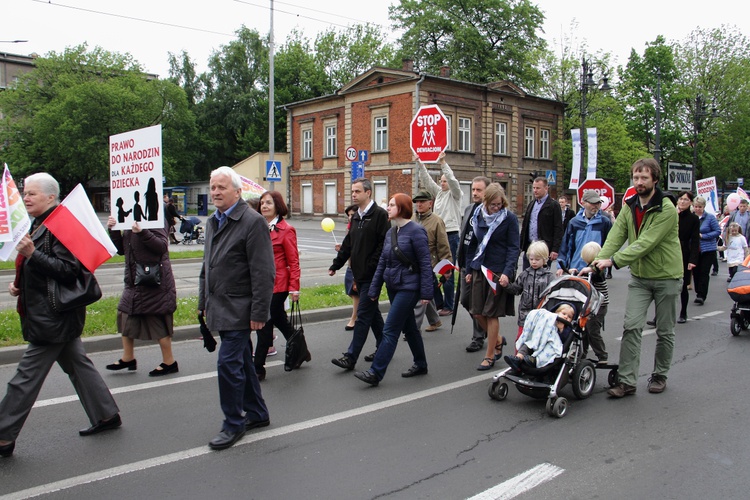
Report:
488,275,612,418
179,216,205,244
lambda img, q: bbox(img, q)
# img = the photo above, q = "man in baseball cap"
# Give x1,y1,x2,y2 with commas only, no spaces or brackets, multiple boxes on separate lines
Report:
412,190,433,202
581,190,603,205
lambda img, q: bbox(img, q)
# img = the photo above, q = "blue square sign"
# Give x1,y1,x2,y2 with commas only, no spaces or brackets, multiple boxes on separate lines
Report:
266,160,282,182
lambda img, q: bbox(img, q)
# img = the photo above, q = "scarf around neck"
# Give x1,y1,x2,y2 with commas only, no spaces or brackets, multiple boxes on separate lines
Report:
472,205,507,262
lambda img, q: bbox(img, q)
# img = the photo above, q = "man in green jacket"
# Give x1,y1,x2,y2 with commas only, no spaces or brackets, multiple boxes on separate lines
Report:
593,158,682,397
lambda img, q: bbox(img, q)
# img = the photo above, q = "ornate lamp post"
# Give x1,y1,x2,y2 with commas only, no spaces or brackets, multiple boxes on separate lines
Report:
580,57,612,171
691,94,718,181
653,69,662,162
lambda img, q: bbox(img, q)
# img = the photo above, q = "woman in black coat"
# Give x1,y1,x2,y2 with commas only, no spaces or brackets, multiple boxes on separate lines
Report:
106,217,178,376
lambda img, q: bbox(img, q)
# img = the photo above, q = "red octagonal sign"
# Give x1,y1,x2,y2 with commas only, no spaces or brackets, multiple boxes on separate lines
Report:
578,178,615,210
410,105,448,163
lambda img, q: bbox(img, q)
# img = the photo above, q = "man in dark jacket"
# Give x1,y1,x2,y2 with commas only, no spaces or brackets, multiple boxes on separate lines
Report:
520,177,563,267
329,178,390,370
457,176,491,352
199,167,275,451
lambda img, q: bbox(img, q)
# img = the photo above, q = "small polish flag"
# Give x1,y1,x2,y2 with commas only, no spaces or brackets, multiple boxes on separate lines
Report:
433,258,456,275
44,184,117,272
481,265,498,295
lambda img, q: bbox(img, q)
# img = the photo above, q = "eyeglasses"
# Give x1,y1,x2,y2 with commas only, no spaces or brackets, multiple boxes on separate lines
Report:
488,203,503,209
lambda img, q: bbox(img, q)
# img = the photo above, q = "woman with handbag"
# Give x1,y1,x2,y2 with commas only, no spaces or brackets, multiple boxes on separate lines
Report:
0,173,120,458
106,214,178,376
253,191,308,380
352,193,434,386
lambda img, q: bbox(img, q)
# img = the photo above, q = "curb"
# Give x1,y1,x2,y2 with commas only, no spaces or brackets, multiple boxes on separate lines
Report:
0,302,391,366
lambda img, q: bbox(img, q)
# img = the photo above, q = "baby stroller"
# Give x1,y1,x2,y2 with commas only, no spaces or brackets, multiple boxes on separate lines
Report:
728,259,750,336
179,216,205,244
488,276,613,418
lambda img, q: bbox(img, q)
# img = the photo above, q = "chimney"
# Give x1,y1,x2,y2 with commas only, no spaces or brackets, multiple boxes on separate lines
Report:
440,66,451,78
402,58,414,72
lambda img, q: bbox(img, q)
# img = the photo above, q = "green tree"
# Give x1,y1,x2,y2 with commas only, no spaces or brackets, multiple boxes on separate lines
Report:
314,24,398,88
0,45,196,191
389,0,546,85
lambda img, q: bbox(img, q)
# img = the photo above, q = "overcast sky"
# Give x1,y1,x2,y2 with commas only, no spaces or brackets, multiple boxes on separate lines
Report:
3,0,749,78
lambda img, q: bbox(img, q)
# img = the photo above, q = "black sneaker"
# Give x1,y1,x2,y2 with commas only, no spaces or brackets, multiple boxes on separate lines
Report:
364,351,377,362
331,355,355,371
466,339,484,352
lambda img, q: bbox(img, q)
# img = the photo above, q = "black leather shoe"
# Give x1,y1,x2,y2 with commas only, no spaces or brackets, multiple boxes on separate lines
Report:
353,370,379,386
79,414,122,436
504,355,522,373
466,339,484,353
646,319,656,327
0,441,14,458
401,365,428,378
209,429,246,450
245,417,270,431
106,358,137,371
677,316,687,324
364,351,377,362
332,355,355,370
149,361,178,377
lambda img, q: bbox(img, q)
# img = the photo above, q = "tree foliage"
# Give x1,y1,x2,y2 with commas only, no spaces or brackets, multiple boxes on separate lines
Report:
0,45,196,191
389,0,546,85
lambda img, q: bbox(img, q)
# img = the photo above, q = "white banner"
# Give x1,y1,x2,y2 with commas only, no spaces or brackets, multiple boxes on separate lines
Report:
569,129,581,190
586,128,597,180
695,176,719,215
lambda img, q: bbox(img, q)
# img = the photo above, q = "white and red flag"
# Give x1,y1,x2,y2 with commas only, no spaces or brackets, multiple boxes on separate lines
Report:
44,184,117,272
433,258,456,275
0,164,31,261
480,265,498,295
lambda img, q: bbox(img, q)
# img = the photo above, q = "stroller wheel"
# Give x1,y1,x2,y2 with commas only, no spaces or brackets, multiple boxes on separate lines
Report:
731,316,742,336
546,397,568,418
488,381,508,401
571,360,596,399
607,369,619,387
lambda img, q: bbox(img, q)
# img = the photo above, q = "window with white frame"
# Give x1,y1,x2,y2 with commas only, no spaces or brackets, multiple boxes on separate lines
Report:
458,117,471,152
445,115,452,150
301,128,312,160
540,128,550,159
524,126,535,158
374,115,388,151
325,124,337,157
495,121,507,155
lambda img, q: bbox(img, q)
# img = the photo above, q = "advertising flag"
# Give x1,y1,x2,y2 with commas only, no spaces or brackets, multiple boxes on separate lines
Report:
0,165,31,261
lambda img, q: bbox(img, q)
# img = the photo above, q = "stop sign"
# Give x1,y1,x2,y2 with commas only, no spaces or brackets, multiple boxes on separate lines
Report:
410,105,448,163
578,178,615,210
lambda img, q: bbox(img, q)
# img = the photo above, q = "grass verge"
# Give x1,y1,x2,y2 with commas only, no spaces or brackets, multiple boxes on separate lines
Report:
0,283,353,348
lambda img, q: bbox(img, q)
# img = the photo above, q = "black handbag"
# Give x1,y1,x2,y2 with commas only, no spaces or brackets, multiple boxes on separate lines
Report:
284,301,310,371
134,262,161,287
47,268,102,313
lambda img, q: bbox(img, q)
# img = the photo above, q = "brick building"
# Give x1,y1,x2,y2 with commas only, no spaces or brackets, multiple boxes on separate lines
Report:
284,61,565,216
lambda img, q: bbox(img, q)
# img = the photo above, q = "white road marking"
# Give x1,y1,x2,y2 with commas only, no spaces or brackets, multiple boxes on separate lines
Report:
7,374,493,499
615,311,724,340
465,462,565,500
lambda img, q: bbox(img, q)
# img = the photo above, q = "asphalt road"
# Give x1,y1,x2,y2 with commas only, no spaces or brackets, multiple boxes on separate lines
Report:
1,259,748,499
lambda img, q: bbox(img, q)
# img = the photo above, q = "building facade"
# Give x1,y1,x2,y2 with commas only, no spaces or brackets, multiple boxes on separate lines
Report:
284,62,565,216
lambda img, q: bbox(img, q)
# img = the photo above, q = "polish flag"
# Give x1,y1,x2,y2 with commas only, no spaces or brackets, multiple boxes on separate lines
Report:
433,258,456,275
44,184,117,272
481,265,498,295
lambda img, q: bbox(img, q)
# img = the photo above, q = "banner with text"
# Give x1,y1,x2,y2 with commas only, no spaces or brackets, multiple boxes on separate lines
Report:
569,129,582,190
109,125,164,230
0,164,31,260
695,176,719,215
586,128,598,180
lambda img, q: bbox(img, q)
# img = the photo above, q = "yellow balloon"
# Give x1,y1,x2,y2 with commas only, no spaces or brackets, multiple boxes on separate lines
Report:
321,217,335,232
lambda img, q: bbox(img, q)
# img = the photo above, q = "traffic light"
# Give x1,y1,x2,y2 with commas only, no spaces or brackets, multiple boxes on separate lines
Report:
528,171,538,183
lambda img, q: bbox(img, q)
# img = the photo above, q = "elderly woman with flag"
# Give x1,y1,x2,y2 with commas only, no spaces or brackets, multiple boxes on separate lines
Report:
0,173,120,458
464,183,519,371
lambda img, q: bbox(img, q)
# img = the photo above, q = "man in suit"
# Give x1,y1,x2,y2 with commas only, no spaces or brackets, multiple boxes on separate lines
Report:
199,166,275,451
457,176,491,352
520,177,563,268
558,194,576,232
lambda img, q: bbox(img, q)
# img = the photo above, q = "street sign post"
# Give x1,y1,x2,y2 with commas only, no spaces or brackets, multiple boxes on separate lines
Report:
578,178,615,209
410,105,448,163
265,160,282,182
351,161,364,181
345,147,357,162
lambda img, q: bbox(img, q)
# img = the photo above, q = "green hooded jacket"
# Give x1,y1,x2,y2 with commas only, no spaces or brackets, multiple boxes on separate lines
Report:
598,188,682,280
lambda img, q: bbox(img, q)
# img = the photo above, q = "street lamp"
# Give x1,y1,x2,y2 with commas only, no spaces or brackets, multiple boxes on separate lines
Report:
580,57,612,171
690,94,719,181
653,68,662,163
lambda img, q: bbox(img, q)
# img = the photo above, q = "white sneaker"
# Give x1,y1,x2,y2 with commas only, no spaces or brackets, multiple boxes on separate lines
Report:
267,347,278,356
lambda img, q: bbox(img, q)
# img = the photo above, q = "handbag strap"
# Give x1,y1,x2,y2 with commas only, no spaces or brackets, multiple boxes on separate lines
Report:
290,300,303,330
390,226,417,272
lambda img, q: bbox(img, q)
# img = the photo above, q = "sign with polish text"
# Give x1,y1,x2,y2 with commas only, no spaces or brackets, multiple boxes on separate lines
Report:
410,105,448,163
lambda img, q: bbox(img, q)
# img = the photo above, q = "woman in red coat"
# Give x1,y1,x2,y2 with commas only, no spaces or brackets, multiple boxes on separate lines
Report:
253,191,307,380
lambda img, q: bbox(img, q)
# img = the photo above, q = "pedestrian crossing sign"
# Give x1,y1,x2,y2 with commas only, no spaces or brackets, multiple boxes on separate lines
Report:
266,160,282,182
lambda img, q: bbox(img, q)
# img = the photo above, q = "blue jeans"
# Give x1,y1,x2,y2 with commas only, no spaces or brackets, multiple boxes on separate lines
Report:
217,330,269,433
442,232,459,310
370,288,426,381
345,279,384,362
